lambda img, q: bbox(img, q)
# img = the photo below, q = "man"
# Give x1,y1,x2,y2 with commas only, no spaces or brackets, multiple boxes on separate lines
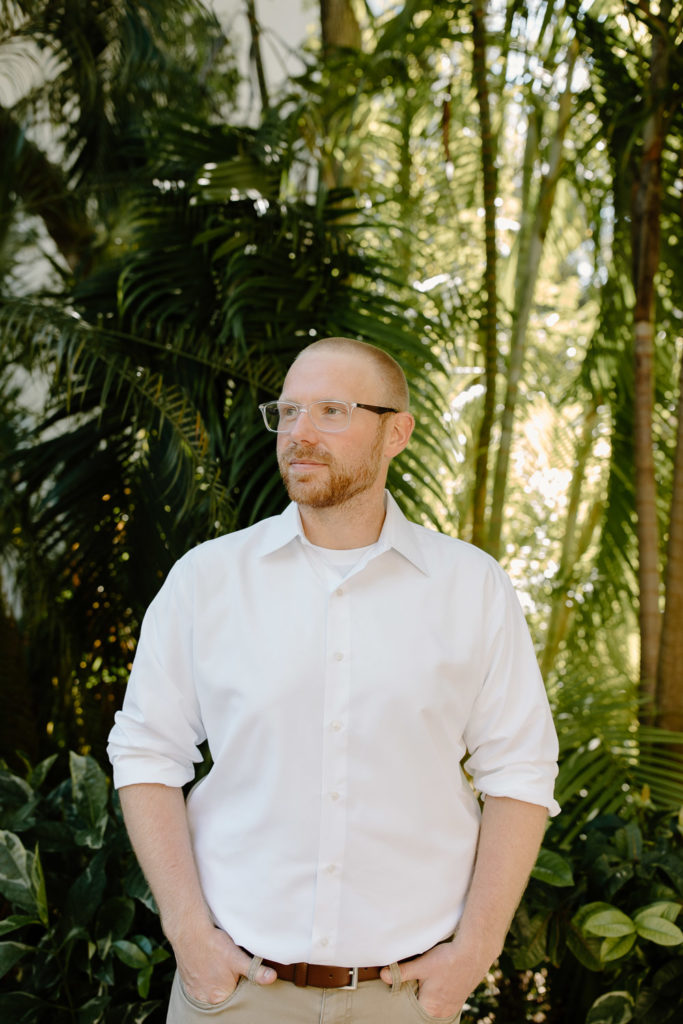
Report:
108,337,559,1023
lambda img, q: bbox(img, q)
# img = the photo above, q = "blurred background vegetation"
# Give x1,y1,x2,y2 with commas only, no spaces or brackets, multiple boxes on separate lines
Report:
1,1,682,1021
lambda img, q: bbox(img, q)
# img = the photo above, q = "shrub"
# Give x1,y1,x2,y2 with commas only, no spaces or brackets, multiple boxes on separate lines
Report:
506,805,683,1023
0,753,171,1023
2,754,681,1023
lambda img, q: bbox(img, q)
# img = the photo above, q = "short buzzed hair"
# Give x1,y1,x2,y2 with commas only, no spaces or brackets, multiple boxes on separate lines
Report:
295,337,410,411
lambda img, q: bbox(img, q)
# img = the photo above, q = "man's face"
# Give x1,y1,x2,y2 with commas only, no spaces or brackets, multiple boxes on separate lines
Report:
276,350,391,510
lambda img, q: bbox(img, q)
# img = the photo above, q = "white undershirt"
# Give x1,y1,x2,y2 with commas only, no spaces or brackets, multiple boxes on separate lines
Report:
301,538,379,586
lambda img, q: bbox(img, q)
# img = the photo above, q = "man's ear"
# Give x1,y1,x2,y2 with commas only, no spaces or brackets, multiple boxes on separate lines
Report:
384,411,415,459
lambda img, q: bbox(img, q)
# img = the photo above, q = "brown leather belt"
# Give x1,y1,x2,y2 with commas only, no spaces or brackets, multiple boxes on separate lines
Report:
261,959,382,989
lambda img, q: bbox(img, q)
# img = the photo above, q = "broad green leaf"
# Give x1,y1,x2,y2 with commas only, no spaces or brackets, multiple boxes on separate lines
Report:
69,753,109,850
77,994,110,1024
566,922,603,972
0,831,38,913
96,896,136,941
600,932,636,962
123,859,157,913
125,1002,161,1022
67,852,107,926
531,848,574,887
134,934,154,955
572,902,616,930
614,822,642,862
0,941,33,980
584,907,636,939
510,910,550,969
30,845,48,926
0,914,39,936
633,913,683,946
0,773,37,831
643,956,683,1016
112,939,150,969
634,901,681,924
0,993,46,1018
27,755,58,791
137,963,154,998
586,990,634,1024
57,925,90,955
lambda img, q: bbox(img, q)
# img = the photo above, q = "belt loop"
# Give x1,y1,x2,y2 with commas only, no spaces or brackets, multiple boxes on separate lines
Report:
389,962,403,994
247,955,263,983
293,962,308,987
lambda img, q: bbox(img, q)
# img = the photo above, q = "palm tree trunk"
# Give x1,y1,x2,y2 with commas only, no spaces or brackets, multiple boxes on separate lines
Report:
632,5,670,713
317,0,362,191
657,346,683,732
245,0,270,112
320,0,361,51
470,0,498,550
487,41,577,559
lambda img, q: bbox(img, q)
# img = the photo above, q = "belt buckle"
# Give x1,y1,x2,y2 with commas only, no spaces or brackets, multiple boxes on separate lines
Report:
341,967,359,990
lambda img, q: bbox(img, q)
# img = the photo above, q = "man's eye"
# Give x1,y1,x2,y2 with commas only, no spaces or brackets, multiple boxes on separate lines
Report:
321,404,344,417
280,405,299,419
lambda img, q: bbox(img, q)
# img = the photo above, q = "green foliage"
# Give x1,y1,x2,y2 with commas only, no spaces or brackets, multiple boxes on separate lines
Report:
0,756,681,1024
0,754,171,1023
0,101,458,759
1,3,683,1017
504,807,683,1023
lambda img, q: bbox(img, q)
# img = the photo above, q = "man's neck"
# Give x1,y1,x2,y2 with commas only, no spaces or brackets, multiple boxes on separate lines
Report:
298,493,387,549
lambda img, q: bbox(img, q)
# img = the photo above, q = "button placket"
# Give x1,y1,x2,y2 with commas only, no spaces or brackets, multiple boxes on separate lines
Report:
311,585,351,960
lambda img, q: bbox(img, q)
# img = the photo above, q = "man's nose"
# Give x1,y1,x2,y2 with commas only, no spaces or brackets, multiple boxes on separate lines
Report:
288,407,318,441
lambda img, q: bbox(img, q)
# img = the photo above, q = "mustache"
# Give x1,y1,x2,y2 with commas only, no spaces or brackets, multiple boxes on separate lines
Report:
281,444,330,463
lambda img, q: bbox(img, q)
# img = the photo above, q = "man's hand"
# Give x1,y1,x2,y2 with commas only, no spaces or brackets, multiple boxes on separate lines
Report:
173,923,276,1005
380,938,490,1019
117,786,277,1005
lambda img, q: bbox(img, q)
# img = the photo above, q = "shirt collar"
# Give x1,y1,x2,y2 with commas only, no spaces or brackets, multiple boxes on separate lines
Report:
256,492,430,576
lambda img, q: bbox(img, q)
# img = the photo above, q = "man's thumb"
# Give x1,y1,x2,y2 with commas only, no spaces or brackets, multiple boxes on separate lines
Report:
379,963,408,986
255,965,277,985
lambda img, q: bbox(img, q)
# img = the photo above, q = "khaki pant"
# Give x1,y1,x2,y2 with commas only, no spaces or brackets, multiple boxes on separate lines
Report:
166,961,462,1024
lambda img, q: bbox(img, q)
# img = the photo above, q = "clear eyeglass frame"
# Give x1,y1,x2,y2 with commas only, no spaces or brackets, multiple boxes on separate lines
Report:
259,399,398,434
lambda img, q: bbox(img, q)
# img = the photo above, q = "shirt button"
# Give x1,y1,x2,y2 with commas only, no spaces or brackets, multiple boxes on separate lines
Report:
336,587,344,596
334,651,344,661
330,791,340,801
320,937,329,947
326,864,337,874
330,720,343,732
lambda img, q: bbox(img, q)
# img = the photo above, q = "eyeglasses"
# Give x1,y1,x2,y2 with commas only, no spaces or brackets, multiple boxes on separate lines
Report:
259,399,398,434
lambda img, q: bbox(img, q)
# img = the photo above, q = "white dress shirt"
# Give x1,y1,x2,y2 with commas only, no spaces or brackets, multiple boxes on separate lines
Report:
107,493,559,967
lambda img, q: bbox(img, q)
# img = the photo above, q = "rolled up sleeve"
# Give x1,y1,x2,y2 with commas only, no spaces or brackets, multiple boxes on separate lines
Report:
463,566,560,817
107,558,205,789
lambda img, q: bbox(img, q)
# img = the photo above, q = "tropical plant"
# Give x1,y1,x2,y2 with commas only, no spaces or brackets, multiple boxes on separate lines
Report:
3,752,679,1024
2,1,683,966
0,753,173,1023
1,128,458,764
506,805,683,1024
0,0,239,279
563,0,683,730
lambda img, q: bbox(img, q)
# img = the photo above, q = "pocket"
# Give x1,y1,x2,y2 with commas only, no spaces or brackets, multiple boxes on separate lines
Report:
403,979,462,1024
178,973,246,1013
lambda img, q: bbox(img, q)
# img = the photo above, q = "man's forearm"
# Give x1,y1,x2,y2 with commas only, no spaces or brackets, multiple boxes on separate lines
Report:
118,782,211,944
454,795,548,963
118,783,276,1000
